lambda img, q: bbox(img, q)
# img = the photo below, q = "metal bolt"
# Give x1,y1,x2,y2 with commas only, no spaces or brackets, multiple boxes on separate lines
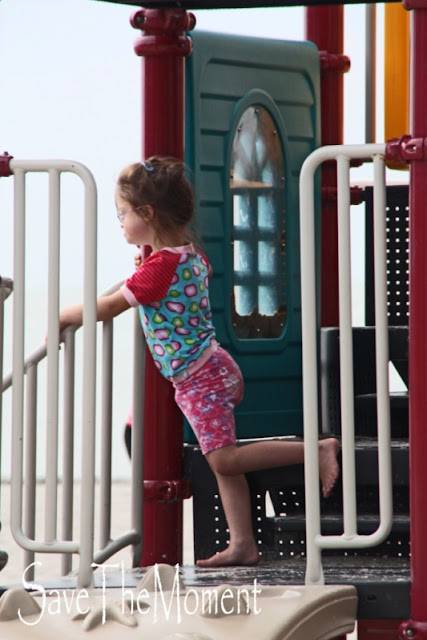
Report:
405,629,414,638
134,14,145,27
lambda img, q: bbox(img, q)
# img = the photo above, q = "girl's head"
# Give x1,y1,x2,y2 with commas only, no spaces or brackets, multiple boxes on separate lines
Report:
116,156,195,248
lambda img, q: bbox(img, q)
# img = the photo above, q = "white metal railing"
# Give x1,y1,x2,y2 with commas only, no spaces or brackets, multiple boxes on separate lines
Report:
0,277,13,485
299,144,393,585
1,160,143,588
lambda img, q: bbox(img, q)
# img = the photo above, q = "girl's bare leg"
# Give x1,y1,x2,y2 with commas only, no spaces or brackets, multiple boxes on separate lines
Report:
196,438,340,568
206,438,339,499
196,473,260,568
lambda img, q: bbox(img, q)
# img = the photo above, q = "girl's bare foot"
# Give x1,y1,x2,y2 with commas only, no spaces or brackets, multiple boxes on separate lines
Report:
318,438,340,498
196,544,260,568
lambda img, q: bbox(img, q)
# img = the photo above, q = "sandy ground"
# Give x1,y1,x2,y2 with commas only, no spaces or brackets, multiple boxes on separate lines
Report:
0,481,194,587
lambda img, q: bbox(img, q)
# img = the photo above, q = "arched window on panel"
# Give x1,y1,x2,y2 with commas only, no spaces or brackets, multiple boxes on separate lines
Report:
230,105,286,339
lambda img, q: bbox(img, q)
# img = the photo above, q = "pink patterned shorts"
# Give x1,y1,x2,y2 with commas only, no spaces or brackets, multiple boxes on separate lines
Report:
173,347,244,455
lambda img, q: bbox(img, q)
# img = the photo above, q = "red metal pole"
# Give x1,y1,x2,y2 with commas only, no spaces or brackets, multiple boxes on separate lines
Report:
131,8,195,566
305,7,349,327
398,0,427,636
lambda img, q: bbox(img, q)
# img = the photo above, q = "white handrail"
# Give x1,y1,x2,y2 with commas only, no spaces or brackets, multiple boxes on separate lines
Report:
9,159,98,587
2,276,143,583
300,144,393,585
2,283,125,393
0,278,13,508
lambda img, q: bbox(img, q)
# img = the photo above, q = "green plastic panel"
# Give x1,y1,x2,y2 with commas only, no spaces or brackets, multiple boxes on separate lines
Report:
185,30,321,441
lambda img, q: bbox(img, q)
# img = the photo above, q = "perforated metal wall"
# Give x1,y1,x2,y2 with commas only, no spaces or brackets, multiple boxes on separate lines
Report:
365,185,409,326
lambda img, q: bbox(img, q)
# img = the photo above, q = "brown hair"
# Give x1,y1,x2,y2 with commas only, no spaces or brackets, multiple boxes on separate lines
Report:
116,156,195,246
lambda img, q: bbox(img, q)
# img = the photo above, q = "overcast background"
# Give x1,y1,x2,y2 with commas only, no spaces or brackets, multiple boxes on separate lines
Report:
0,0,404,481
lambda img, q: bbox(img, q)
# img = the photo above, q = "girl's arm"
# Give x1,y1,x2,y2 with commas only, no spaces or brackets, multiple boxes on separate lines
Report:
59,289,131,332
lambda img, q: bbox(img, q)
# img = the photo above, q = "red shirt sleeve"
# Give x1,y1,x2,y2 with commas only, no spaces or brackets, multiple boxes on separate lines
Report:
122,250,181,306
196,248,213,278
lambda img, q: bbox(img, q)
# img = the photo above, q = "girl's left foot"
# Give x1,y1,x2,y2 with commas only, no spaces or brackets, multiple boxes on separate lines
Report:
318,438,340,498
196,544,260,568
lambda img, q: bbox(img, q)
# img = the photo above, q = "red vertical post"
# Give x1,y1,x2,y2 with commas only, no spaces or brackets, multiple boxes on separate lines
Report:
130,8,195,566
399,1,427,637
305,7,349,327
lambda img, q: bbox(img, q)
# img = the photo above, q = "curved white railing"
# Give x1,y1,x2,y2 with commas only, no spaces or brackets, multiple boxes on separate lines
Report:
1,160,143,588
9,160,98,588
0,277,13,488
299,144,393,585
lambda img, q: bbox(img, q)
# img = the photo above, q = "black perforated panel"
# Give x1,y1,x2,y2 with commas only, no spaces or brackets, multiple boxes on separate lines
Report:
365,185,409,326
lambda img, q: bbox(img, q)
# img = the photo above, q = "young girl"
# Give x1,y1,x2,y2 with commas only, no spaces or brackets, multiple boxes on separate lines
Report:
59,156,340,568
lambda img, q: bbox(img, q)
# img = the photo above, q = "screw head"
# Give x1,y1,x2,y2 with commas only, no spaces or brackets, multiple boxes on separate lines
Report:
134,14,145,27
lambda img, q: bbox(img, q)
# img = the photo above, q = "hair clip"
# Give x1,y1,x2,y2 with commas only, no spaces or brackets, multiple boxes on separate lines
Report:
141,160,154,172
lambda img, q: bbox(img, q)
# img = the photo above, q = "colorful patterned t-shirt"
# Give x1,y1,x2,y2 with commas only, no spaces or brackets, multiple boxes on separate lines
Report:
121,244,217,380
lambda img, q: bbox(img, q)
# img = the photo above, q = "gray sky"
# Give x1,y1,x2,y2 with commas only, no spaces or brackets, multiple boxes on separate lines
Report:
0,0,397,479
0,0,380,294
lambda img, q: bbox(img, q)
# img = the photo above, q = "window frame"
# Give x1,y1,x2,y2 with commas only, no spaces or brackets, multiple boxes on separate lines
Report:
224,89,291,353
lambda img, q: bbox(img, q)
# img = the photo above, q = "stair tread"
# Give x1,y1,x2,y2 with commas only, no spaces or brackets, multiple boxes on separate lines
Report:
356,392,408,405
354,436,408,448
246,438,409,490
181,557,410,619
271,514,409,533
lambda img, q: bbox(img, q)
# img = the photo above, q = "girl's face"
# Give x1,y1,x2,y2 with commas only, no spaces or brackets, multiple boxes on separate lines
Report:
115,190,154,248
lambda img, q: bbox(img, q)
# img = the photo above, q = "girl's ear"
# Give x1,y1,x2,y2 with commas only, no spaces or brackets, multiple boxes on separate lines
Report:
142,204,155,221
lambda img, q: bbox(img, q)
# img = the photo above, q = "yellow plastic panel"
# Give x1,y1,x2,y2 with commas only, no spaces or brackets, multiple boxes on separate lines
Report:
384,3,410,170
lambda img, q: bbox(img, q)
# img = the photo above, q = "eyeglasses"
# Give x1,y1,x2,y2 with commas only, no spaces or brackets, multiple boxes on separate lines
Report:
117,205,147,222
117,209,131,223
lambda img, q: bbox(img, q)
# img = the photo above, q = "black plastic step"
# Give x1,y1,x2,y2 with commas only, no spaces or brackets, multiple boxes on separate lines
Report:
272,514,409,535
355,392,408,438
264,439,409,520
245,437,409,490
184,557,410,621
321,325,409,437
181,556,410,620
356,392,408,409
185,439,410,565
267,514,410,559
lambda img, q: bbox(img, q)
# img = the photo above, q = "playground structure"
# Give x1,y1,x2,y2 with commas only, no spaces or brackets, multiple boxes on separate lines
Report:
0,0,423,639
